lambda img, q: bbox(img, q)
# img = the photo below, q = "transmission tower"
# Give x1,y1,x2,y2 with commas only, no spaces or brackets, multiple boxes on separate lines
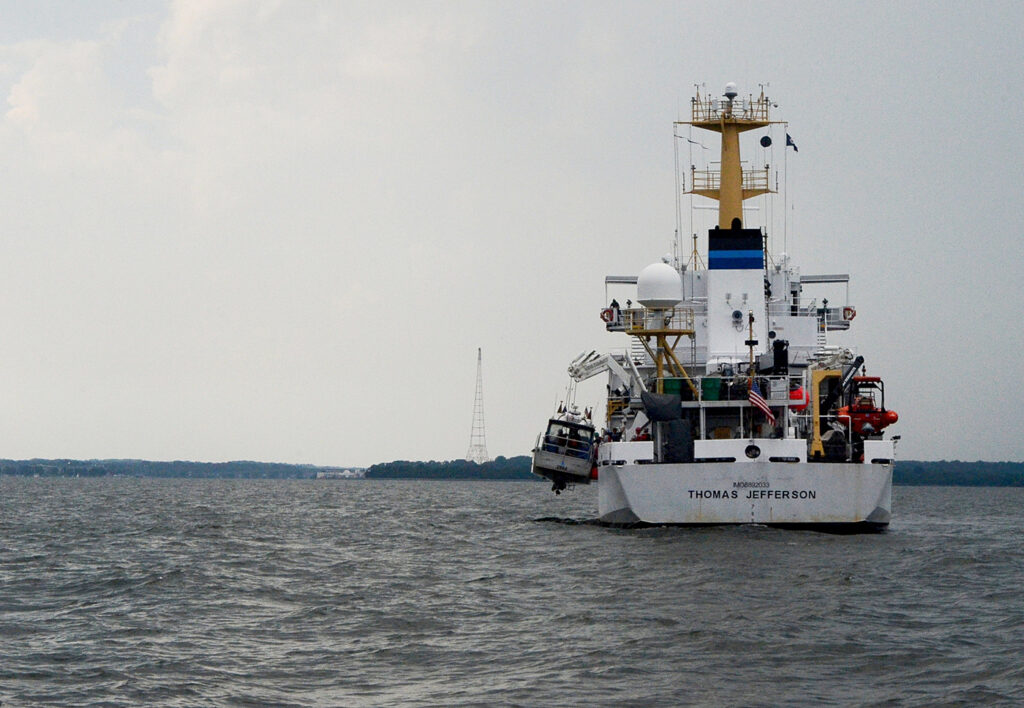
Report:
466,347,491,463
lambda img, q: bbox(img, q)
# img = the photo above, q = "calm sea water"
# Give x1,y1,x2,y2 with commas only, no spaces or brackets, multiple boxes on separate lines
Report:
1,478,1022,707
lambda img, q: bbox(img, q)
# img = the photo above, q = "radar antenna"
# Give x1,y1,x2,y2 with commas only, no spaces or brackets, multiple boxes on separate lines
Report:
466,348,491,464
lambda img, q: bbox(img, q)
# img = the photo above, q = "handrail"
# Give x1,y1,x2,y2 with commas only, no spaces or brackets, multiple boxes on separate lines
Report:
690,167,770,192
689,96,772,123
540,433,594,460
621,307,695,335
691,374,801,403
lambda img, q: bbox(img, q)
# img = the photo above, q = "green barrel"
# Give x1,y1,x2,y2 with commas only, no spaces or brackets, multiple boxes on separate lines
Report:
701,377,721,401
662,378,683,395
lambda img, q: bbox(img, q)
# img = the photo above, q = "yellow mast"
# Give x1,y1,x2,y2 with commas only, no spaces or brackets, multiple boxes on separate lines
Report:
680,83,781,229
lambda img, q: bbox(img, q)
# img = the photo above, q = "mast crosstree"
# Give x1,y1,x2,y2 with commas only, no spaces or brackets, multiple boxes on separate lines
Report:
466,348,491,464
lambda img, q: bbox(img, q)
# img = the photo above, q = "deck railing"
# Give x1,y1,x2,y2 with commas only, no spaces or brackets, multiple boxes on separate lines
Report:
690,96,772,123
690,167,770,193
620,306,695,335
685,374,800,403
539,433,594,460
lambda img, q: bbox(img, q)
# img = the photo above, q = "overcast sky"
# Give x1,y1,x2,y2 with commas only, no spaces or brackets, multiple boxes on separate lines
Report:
0,0,1021,466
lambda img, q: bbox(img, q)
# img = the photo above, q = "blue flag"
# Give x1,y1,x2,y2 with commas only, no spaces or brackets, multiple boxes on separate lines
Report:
786,133,798,152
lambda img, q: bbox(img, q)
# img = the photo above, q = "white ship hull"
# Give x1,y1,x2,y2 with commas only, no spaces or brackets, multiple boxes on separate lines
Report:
598,461,891,529
595,439,892,531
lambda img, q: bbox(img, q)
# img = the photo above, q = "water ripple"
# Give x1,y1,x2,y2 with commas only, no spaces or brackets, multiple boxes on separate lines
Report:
1,478,1023,706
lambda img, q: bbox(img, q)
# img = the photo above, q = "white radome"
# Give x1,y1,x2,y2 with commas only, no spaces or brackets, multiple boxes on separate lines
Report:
636,262,682,308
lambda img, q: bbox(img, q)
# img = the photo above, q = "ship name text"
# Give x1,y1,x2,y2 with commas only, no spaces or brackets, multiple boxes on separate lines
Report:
688,489,817,500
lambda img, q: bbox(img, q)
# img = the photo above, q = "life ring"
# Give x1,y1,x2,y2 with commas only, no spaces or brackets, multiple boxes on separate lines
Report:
600,308,615,323
842,306,856,321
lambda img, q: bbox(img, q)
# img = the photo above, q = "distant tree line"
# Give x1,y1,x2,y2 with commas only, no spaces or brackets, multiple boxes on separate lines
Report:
364,458,1024,485
2,457,1023,485
893,460,1024,487
364,455,535,480
0,459,351,479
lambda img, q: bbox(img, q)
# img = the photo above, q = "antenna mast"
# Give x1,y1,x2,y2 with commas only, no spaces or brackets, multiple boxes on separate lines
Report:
466,348,491,463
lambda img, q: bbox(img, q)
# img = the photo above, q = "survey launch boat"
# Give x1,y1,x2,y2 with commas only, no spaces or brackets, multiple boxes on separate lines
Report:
531,84,899,531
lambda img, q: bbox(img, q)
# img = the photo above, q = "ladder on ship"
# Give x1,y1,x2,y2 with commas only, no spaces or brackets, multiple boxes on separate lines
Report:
630,338,646,365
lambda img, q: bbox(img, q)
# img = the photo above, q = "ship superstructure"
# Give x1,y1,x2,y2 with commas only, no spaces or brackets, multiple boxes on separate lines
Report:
531,84,898,531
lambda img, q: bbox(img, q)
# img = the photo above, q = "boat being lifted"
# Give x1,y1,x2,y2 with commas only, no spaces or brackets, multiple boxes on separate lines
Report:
531,408,597,493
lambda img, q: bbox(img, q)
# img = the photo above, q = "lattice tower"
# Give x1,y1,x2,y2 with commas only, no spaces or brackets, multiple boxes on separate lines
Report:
466,348,491,463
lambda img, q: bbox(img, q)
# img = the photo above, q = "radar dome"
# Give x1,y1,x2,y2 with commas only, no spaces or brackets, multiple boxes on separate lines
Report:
637,262,682,308
724,82,738,99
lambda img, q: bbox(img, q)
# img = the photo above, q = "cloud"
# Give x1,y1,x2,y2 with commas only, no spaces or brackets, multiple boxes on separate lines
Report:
0,1,1022,464
2,40,125,165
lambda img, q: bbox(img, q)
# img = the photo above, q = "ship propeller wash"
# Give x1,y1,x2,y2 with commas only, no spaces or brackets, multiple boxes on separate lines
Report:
531,84,899,531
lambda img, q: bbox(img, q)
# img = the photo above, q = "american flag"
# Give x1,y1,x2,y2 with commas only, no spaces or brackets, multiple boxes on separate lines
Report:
749,381,776,424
